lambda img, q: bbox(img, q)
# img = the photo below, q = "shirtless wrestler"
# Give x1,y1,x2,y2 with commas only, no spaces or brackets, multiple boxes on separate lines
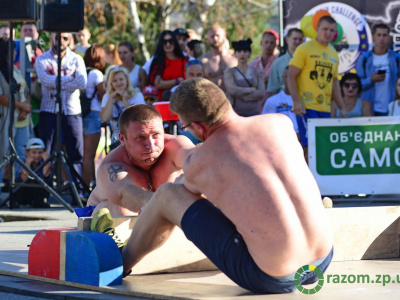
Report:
200,24,237,92
93,79,333,294
87,104,194,216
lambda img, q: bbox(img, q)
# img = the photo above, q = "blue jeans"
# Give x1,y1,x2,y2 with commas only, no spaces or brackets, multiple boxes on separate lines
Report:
181,199,333,294
83,111,101,135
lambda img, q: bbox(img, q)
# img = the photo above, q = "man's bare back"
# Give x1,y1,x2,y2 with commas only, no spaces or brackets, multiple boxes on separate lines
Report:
101,80,333,293
183,112,333,276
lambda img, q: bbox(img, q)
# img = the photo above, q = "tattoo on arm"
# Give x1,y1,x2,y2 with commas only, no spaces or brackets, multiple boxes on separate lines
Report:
107,163,127,182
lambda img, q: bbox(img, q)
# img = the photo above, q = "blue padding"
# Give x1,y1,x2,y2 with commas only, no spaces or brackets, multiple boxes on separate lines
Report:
65,231,123,286
74,205,96,218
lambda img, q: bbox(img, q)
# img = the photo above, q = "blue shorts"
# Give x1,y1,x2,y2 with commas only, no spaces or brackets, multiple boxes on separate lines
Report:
83,111,101,135
181,199,333,294
296,109,330,147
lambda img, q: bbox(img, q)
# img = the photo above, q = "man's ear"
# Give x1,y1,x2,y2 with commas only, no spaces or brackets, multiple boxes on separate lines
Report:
191,122,206,137
119,132,126,145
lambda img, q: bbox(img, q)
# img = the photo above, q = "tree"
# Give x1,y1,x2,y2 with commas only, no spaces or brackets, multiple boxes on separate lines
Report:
83,0,277,64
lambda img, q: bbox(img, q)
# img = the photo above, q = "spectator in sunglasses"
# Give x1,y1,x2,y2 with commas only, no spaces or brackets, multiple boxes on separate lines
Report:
148,30,188,101
331,73,372,117
35,32,87,177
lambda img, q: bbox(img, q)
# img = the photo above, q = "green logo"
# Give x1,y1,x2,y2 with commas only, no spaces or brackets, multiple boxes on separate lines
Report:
294,264,324,294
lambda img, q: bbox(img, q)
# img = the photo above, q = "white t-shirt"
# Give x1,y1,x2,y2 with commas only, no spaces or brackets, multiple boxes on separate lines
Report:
101,91,146,141
262,91,299,133
129,64,142,89
373,52,390,113
85,69,104,112
388,100,400,116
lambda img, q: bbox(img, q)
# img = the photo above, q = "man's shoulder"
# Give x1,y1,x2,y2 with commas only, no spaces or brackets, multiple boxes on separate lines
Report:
272,53,290,68
248,56,260,67
224,49,235,59
99,146,128,167
297,40,313,49
389,48,400,59
201,51,212,60
164,134,193,151
68,49,85,61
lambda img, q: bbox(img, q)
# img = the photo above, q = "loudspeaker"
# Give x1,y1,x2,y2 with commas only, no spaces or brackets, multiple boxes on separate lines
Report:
0,0,39,21
37,0,84,32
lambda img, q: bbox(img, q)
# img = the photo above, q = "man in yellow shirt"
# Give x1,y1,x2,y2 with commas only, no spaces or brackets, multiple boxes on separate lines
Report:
287,16,347,156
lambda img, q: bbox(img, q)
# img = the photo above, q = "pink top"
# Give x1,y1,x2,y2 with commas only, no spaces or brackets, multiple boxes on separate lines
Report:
248,55,278,79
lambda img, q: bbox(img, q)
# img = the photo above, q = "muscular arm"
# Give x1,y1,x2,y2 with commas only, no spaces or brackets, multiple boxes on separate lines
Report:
287,66,304,116
96,161,151,212
181,153,203,195
166,134,196,168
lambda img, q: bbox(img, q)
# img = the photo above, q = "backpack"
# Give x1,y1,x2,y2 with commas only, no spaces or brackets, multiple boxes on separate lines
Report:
80,68,97,118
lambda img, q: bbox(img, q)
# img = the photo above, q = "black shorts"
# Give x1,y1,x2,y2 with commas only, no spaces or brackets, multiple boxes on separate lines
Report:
181,199,333,294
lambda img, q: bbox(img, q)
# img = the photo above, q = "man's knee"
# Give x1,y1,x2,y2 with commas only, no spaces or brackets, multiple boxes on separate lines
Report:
155,183,198,204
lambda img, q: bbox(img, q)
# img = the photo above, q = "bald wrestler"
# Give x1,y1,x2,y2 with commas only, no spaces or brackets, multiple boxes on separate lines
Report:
200,24,237,92
93,79,333,294
87,104,194,216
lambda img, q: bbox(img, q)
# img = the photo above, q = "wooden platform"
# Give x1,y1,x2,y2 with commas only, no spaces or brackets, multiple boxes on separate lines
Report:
1,251,400,299
78,205,400,267
1,205,400,298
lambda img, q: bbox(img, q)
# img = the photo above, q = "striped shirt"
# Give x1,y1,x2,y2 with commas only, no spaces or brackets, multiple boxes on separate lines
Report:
35,48,87,115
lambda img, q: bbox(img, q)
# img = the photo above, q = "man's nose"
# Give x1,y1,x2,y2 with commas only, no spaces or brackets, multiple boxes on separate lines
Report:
145,138,157,150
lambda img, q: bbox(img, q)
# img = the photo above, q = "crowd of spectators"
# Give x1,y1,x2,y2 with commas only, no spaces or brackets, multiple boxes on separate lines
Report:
0,19,400,206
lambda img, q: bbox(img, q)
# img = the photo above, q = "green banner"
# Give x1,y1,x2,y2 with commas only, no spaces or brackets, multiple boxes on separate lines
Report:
316,124,400,175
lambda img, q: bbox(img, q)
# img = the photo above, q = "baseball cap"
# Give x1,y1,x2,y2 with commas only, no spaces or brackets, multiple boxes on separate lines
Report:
26,138,45,150
173,28,189,38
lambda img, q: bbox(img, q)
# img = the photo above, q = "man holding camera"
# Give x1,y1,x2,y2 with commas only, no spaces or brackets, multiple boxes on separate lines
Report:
356,23,400,116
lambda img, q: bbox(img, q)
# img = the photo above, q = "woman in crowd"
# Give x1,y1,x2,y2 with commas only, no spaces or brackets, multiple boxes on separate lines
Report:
149,30,188,100
389,76,400,116
0,38,31,192
185,40,206,58
118,41,147,91
331,73,372,117
224,39,265,116
82,44,106,189
100,66,145,148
